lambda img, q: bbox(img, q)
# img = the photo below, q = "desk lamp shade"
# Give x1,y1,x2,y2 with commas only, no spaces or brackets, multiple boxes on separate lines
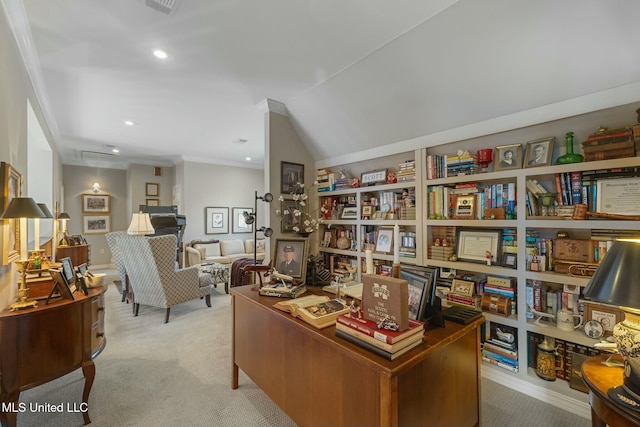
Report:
127,212,155,235
57,212,70,220
36,203,53,218
0,197,46,220
584,240,640,359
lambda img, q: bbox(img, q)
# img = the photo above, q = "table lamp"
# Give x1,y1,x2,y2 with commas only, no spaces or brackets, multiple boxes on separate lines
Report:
57,212,71,246
582,239,640,410
0,197,47,311
127,212,155,235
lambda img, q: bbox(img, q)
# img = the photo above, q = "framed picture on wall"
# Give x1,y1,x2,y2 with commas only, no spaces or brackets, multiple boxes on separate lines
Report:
281,161,304,194
205,207,228,234
232,207,253,233
146,198,160,207
146,182,160,197
83,215,111,234
82,194,111,213
0,162,22,265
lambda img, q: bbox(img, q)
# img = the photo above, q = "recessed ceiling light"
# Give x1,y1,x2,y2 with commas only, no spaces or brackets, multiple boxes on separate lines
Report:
153,49,168,59
112,148,120,153
233,138,248,144
124,121,135,126
245,157,251,161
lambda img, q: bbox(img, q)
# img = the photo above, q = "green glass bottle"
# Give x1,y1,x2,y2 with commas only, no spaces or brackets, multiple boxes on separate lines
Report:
555,131,583,164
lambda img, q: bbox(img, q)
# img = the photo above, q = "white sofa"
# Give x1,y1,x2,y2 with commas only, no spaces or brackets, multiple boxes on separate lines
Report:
185,238,265,267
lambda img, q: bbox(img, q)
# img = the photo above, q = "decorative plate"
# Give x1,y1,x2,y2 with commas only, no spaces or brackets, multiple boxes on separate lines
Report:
336,236,350,250
584,319,604,339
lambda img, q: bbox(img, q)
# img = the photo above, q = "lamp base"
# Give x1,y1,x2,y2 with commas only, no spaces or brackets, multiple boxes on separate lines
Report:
10,298,37,312
613,308,640,359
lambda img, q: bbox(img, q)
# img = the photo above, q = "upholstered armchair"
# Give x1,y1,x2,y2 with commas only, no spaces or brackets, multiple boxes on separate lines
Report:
105,231,130,303
116,234,213,323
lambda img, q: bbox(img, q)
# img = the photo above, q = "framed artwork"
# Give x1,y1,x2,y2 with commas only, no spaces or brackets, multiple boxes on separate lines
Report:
361,169,387,185
456,229,502,264
146,198,160,206
83,215,111,234
146,182,160,197
232,207,253,233
1,162,22,265
402,268,436,321
281,161,304,194
341,206,358,219
502,253,517,269
274,238,308,281
375,228,394,253
82,194,111,213
494,144,523,171
205,207,228,234
523,137,554,168
47,268,75,302
280,199,300,233
451,278,475,297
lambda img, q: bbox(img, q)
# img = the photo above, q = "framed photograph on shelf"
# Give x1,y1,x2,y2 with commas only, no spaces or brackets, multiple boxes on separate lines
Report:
402,268,436,321
146,182,160,197
455,229,502,264
1,162,22,265
205,207,228,234
451,278,475,297
502,253,517,269
83,215,111,234
523,137,554,168
375,228,394,253
340,206,358,219
232,207,253,233
361,169,387,186
82,194,111,213
274,238,308,280
281,161,304,194
145,198,159,207
494,144,523,171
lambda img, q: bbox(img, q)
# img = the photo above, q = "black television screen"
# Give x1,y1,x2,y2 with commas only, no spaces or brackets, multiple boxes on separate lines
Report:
60,257,75,285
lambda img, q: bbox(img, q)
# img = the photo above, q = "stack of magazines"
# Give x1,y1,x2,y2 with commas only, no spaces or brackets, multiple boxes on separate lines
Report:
334,314,425,361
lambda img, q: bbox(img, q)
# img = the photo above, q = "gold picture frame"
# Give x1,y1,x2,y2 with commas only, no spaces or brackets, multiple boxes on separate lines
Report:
454,195,475,219
82,193,111,213
1,162,22,265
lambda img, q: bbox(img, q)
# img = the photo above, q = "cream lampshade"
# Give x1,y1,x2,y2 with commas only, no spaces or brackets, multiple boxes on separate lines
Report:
127,212,155,235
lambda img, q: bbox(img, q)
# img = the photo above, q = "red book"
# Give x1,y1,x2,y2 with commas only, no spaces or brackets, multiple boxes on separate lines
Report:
335,314,424,345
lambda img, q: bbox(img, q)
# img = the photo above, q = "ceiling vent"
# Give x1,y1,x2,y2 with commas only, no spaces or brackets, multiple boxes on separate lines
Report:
145,0,182,15
80,150,115,162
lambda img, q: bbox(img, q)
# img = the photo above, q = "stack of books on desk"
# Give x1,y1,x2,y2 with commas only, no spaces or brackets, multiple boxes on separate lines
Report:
335,314,425,361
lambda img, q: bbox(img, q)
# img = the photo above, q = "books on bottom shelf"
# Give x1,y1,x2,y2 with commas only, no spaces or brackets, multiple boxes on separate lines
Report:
481,355,519,373
335,329,423,361
335,313,425,344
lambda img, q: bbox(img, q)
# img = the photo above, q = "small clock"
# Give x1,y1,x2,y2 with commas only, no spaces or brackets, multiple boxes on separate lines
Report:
584,319,605,339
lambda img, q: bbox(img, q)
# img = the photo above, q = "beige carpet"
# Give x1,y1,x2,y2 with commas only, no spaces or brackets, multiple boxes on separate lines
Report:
16,274,590,427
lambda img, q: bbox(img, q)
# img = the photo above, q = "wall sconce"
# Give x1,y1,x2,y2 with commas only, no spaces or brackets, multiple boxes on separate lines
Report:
92,182,101,193
0,197,47,311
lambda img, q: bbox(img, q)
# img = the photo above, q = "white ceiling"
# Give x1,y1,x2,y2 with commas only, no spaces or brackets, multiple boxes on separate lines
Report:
6,0,640,170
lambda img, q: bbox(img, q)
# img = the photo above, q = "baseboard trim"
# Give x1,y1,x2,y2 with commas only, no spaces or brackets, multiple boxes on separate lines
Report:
482,366,591,420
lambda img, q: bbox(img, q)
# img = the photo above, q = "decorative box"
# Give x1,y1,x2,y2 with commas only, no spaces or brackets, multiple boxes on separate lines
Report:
553,238,594,263
481,293,512,317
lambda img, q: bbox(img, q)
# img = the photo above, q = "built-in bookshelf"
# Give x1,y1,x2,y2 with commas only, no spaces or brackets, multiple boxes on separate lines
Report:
313,100,640,417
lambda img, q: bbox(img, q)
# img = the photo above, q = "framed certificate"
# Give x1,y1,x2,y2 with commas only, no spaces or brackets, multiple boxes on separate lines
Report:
456,229,502,264
596,177,640,215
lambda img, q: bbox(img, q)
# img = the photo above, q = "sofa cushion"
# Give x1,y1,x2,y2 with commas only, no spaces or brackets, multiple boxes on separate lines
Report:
204,255,231,264
220,239,245,256
195,242,221,257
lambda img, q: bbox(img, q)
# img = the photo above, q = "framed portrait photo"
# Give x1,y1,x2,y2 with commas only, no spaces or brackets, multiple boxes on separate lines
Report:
83,215,111,234
274,238,308,281
281,161,304,194
232,207,253,233
82,194,111,214
205,207,229,234
524,137,554,168
494,144,523,171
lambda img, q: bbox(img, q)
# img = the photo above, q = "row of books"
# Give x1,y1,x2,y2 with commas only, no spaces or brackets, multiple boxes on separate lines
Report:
335,313,425,360
396,159,416,182
482,323,519,373
316,169,336,192
426,182,516,220
525,280,582,321
426,153,480,179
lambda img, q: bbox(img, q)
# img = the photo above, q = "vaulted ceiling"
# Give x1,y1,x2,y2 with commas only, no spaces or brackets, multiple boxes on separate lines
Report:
6,0,640,169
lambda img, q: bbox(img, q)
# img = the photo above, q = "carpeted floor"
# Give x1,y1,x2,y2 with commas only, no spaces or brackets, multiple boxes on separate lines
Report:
16,273,591,426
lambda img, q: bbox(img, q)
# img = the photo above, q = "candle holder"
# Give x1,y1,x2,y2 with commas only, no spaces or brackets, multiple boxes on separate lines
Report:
537,193,558,216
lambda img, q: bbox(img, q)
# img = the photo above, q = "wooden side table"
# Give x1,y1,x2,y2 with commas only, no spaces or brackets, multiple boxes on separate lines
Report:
582,354,640,427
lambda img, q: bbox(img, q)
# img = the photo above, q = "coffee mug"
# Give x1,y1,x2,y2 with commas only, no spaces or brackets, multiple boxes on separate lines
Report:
557,309,583,331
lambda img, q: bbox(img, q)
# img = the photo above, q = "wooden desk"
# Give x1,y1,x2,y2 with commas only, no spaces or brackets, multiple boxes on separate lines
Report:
231,286,483,427
582,354,640,427
0,286,106,427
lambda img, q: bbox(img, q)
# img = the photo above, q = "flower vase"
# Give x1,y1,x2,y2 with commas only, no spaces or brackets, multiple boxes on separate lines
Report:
555,132,583,164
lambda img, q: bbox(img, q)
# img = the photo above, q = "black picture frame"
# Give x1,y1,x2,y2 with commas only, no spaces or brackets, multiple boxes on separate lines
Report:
274,238,308,281
401,266,438,323
46,268,75,303
502,253,517,269
59,257,76,286
281,161,304,194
